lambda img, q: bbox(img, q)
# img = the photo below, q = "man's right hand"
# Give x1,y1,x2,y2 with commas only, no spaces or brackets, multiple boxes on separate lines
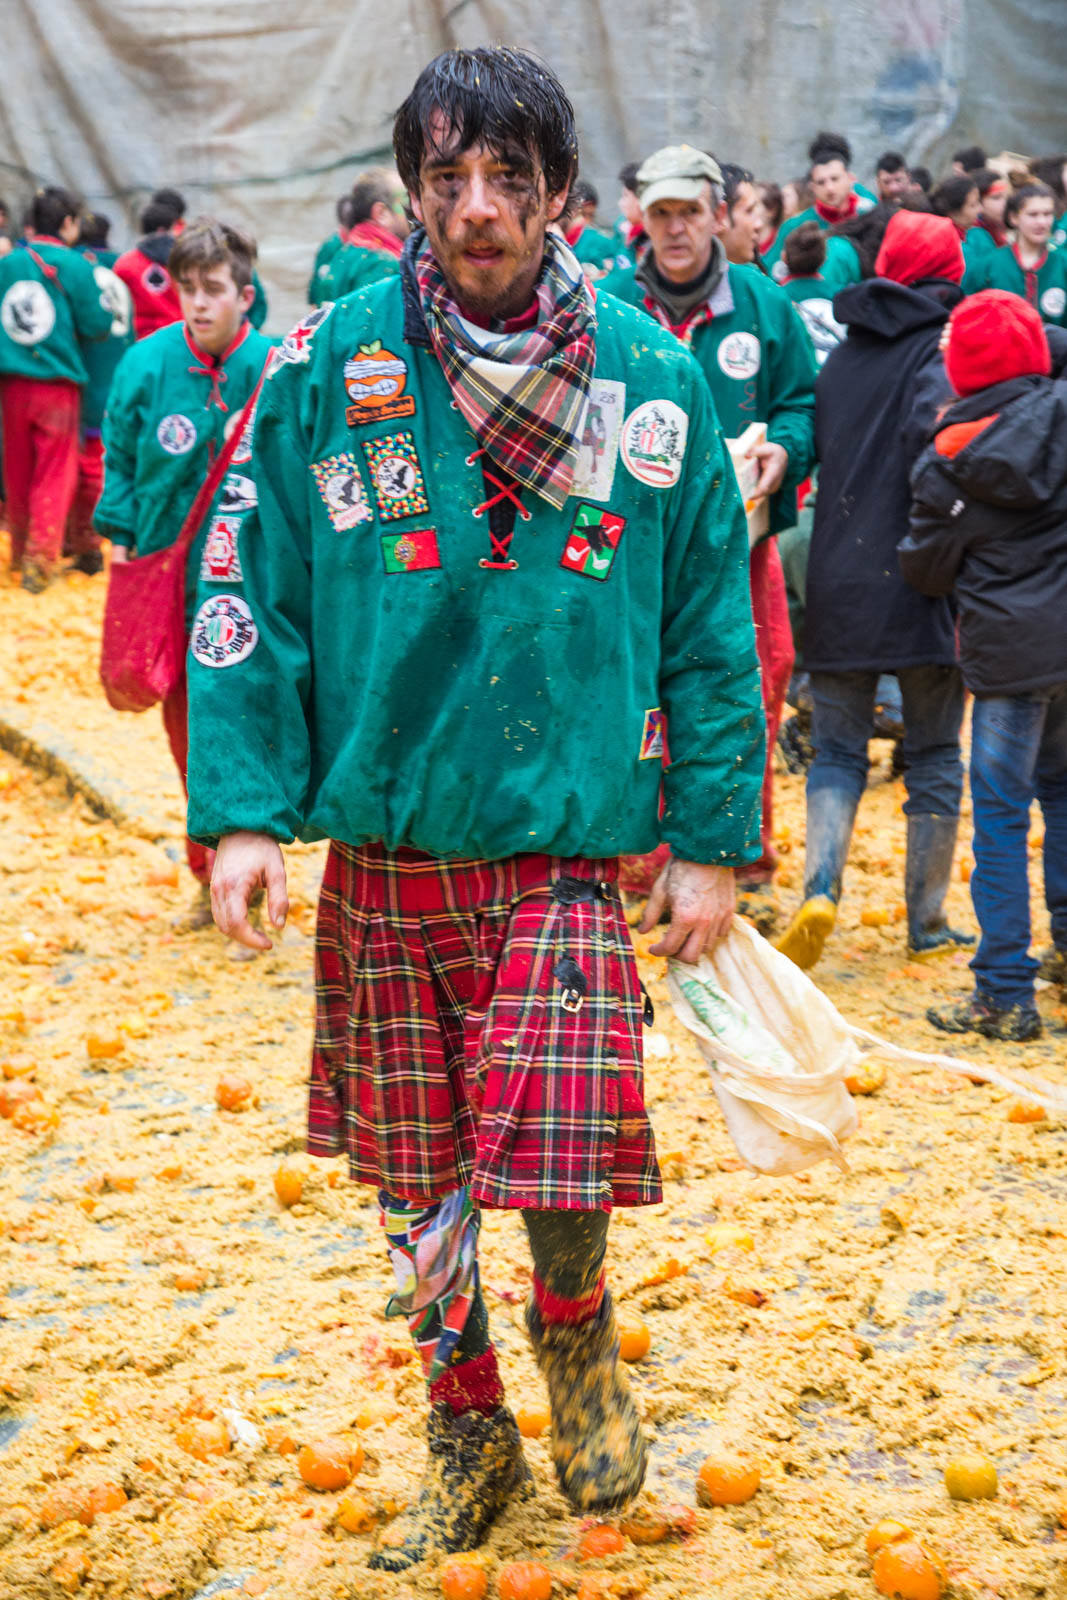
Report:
212,831,289,950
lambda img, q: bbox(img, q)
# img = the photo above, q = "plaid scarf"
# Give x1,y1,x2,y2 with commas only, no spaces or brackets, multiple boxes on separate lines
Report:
414,231,596,509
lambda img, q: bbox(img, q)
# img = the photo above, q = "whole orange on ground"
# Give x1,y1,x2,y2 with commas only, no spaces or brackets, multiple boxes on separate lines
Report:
498,1561,554,1600
440,1555,490,1600
872,1537,947,1600
577,1524,627,1559
298,1436,362,1490
696,1454,760,1506
215,1073,254,1111
273,1160,304,1207
515,1402,550,1438
617,1319,651,1361
944,1453,998,1500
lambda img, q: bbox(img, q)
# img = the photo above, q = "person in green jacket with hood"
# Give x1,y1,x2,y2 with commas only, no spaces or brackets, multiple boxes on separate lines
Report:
0,185,112,590
186,47,764,1572
600,144,816,924
96,219,272,909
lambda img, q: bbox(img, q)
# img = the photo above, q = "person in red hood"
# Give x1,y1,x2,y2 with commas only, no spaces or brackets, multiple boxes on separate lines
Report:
113,193,184,340
777,211,975,973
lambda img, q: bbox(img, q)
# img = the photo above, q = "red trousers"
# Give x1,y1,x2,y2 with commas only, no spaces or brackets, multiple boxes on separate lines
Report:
161,675,214,885
617,536,794,897
0,376,81,569
67,432,104,557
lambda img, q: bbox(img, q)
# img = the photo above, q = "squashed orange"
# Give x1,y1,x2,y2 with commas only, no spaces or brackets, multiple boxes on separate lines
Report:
872,1537,946,1600
497,1563,553,1600
215,1074,253,1112
577,1525,627,1560
298,1436,362,1490
617,1320,650,1362
440,1555,490,1600
515,1403,550,1439
175,1415,230,1460
336,1492,377,1533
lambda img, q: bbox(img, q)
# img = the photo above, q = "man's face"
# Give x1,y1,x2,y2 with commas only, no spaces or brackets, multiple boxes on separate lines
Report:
877,166,909,202
644,185,722,282
981,185,1007,227
1015,197,1055,249
719,181,764,265
809,158,852,211
411,117,567,320
177,262,254,355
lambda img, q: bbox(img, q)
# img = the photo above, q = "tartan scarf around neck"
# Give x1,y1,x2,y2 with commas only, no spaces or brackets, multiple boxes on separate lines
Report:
414,229,596,510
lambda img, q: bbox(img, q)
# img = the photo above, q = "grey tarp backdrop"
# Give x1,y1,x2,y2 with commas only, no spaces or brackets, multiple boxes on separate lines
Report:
1,0,1063,330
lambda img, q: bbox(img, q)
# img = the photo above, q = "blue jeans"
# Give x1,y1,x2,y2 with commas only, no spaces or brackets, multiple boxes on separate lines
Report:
969,687,1067,1006
806,666,964,898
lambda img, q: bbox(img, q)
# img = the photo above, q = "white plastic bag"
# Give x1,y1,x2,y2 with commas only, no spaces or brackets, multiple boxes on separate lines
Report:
666,916,860,1176
667,916,1067,1179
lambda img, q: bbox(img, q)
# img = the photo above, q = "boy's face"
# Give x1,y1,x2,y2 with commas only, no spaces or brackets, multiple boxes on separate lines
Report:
809,158,852,211
1015,197,1054,249
177,261,254,355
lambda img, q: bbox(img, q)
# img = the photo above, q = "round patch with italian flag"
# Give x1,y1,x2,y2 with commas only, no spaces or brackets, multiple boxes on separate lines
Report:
190,594,259,668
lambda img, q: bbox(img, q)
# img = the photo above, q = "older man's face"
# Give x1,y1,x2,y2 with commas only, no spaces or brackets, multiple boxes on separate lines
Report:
644,183,722,283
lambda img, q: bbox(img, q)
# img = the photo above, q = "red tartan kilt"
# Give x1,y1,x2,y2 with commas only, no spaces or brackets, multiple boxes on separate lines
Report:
308,842,661,1211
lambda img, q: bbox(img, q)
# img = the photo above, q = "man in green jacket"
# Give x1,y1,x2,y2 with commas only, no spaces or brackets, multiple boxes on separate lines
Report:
765,131,876,282
0,186,112,591
318,168,409,302
186,48,764,1570
600,144,817,919
307,193,355,307
97,219,272,907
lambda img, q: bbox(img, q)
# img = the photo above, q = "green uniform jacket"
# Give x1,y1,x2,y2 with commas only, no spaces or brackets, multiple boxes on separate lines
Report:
598,260,817,535
249,274,268,330
781,275,846,366
308,232,344,306
321,244,399,302
77,247,135,432
97,318,273,620
569,224,618,273
974,244,1067,326
0,238,112,384
766,196,874,281
961,224,999,295
184,277,766,866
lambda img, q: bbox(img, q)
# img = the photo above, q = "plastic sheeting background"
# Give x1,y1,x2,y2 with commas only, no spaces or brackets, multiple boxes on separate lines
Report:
1,0,1063,331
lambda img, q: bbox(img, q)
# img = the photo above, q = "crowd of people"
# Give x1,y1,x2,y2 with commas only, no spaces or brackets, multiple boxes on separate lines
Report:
1,46,1066,1567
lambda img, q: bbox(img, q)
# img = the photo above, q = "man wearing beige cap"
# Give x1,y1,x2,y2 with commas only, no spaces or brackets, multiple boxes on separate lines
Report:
603,145,817,929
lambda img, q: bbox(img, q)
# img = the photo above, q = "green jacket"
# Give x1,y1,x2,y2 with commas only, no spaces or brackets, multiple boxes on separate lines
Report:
0,238,112,384
185,273,765,865
568,224,618,273
961,223,1001,295
598,260,817,534
974,244,1067,325
308,232,344,306
97,318,273,619
249,274,268,330
76,247,135,432
780,275,846,366
765,196,874,281
823,235,863,291
321,244,399,302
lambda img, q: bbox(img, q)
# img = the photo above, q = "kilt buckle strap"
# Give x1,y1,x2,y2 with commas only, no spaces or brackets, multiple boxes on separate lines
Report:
551,875,616,907
553,954,588,1014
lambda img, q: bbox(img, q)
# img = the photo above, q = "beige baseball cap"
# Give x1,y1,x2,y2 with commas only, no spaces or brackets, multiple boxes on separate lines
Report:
636,145,724,210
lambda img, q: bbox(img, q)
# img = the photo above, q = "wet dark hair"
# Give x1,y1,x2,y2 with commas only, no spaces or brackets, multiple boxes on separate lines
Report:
758,181,783,230
140,199,178,233
1006,181,1055,226
953,145,986,173
720,162,754,217
909,165,933,194
30,186,80,237
931,175,977,219
151,187,186,222
393,48,578,198
808,130,851,167
876,151,907,175
783,220,826,277
79,210,111,248
169,217,257,292
618,162,640,194
1030,156,1067,207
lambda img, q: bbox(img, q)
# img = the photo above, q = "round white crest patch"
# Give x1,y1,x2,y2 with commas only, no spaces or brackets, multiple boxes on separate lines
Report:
1040,285,1066,319
157,414,197,455
717,331,762,380
1,280,56,346
620,399,690,489
92,264,132,339
190,594,258,669
771,258,789,284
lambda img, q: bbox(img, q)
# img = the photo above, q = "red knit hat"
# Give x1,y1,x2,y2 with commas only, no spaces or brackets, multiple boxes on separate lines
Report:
874,210,965,286
944,288,1052,396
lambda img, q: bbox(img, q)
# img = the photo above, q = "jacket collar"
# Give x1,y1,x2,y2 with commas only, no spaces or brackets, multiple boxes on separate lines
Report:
401,229,431,348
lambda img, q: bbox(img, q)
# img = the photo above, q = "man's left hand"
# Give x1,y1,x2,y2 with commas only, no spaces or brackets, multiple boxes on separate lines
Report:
745,439,789,499
638,857,736,963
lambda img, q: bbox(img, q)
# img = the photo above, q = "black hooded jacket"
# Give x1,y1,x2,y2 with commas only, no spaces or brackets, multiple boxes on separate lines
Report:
804,276,963,673
900,342,1067,696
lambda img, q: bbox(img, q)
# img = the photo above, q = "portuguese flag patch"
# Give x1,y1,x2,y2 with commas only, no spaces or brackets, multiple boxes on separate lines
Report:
380,528,441,574
559,502,626,581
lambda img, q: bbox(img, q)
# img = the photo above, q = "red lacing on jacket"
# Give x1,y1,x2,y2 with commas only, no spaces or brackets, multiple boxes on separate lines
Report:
467,446,531,570
183,321,252,413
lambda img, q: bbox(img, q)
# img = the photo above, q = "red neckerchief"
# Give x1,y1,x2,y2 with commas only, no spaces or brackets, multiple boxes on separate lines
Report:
564,220,585,249
641,292,713,347
978,215,1007,248
345,220,403,258
814,194,859,225
1012,243,1047,307
183,319,252,413
780,272,824,286
758,227,778,256
27,234,67,248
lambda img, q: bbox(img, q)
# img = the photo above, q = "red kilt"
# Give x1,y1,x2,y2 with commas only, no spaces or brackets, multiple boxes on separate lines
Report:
308,842,661,1212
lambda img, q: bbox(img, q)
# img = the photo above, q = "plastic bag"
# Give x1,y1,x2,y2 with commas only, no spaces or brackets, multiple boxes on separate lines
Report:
667,917,860,1176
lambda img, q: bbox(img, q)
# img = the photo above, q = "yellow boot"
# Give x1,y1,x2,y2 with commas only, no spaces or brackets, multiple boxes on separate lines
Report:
775,894,837,971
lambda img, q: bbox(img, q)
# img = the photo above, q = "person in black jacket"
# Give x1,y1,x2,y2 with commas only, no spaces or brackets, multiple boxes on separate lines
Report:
778,211,975,971
900,290,1067,1040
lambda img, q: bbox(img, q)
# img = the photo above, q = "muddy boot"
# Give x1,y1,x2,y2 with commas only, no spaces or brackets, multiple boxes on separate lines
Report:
777,782,861,971
927,993,1042,1042
736,881,780,937
21,558,51,594
369,1403,527,1572
70,549,104,576
775,893,837,970
525,1291,647,1513
905,814,975,958
1037,945,1067,988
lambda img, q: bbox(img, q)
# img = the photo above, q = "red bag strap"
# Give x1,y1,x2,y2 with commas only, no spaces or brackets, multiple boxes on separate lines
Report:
174,348,274,561
24,244,67,296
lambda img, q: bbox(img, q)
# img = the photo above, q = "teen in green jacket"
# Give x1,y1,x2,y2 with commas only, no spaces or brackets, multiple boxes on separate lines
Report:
70,218,136,572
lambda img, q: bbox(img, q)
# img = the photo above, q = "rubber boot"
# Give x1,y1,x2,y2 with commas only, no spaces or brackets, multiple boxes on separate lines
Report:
776,783,861,970
369,1403,528,1571
927,992,1042,1042
525,1290,647,1512
905,813,976,957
